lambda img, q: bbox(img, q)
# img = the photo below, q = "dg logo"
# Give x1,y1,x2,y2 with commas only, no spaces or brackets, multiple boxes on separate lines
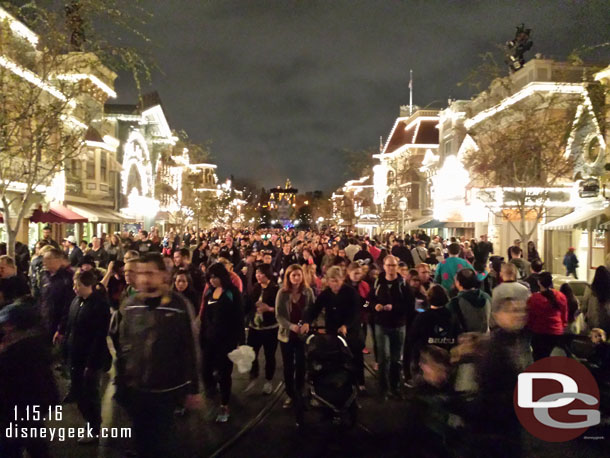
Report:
513,356,600,442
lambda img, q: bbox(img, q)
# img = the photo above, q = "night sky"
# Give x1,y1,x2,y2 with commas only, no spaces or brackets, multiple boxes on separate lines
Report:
115,0,610,193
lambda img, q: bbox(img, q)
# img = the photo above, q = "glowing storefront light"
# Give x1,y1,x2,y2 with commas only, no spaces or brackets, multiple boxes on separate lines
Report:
432,155,486,222
373,163,389,205
126,188,159,218
121,131,153,197
47,170,66,203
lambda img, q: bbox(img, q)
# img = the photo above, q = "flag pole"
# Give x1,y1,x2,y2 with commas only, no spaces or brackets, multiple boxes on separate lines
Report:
409,69,413,116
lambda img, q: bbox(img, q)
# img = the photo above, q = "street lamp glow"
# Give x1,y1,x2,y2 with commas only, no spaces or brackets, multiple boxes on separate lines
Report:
317,217,324,222
271,220,277,224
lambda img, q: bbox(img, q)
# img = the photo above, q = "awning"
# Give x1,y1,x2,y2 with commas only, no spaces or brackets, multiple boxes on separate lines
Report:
444,221,475,229
67,204,123,224
30,204,88,223
420,219,446,229
404,217,433,230
543,206,609,231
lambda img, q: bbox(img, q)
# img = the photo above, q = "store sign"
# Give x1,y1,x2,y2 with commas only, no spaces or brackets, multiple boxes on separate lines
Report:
579,178,600,199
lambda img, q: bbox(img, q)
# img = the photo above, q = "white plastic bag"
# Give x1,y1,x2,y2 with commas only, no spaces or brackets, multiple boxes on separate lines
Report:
228,345,256,373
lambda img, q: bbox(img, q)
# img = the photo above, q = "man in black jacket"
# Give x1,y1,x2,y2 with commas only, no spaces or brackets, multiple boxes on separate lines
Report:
391,239,415,269
371,255,415,398
55,270,111,443
110,253,201,458
40,248,75,343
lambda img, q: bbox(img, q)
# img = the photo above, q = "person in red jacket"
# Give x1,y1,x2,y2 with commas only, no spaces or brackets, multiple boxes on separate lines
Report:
526,272,568,361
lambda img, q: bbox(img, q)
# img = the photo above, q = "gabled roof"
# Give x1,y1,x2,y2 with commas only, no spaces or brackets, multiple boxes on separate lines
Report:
84,127,103,142
381,112,439,156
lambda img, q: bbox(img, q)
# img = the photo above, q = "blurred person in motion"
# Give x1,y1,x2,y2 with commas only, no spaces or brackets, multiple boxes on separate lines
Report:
110,253,201,458
0,303,59,458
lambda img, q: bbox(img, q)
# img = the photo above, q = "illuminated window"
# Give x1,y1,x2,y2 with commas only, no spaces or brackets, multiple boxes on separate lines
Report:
86,153,95,179
100,152,107,182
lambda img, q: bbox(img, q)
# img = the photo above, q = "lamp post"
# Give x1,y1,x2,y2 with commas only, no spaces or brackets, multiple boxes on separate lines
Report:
399,196,408,237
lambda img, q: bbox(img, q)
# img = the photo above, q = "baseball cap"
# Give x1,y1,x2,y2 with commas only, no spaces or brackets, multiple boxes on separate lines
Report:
63,235,77,244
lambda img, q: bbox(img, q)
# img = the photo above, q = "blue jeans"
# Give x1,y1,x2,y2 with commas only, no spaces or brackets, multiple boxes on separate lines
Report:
374,324,406,394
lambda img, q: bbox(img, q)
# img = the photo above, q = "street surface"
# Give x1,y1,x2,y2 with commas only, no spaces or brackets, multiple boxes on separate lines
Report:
44,338,607,458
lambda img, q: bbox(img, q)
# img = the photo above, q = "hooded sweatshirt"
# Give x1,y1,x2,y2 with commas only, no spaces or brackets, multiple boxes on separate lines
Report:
447,288,491,334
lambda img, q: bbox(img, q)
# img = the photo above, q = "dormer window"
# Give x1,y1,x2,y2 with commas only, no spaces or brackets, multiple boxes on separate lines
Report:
586,137,601,163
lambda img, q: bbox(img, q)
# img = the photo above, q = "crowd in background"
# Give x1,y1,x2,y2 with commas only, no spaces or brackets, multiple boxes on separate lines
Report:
0,224,609,457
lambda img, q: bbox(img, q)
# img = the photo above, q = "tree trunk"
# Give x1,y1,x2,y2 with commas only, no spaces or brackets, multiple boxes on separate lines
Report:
2,213,19,259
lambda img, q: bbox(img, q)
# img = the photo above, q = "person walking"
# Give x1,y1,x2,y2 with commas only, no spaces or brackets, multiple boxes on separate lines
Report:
434,243,473,294
563,247,579,279
110,253,201,457
526,272,568,361
41,248,76,343
302,266,365,391
199,262,244,423
447,269,491,334
581,266,610,333
245,264,280,395
491,263,531,314
275,264,315,415
411,240,428,266
370,255,415,398
55,270,112,444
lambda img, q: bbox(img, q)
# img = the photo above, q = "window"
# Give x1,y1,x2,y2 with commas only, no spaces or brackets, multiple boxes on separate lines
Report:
86,155,95,179
100,151,107,182
586,137,601,163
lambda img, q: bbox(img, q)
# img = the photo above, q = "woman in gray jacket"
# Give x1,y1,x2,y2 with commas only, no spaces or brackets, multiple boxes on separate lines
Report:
275,264,315,410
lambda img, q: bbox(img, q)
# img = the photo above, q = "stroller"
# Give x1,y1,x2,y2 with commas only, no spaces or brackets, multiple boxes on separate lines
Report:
300,332,359,427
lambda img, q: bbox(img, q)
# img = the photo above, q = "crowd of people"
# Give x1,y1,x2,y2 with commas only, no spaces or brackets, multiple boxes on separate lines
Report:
0,225,609,457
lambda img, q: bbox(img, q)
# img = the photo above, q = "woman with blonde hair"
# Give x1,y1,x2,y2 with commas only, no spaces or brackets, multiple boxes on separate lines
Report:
302,266,365,391
275,264,315,411
302,262,322,297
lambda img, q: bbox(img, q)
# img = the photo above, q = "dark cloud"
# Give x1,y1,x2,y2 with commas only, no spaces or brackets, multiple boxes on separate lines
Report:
115,0,610,192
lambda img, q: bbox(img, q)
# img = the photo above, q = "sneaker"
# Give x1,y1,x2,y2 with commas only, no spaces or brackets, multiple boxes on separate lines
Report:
283,398,293,409
215,406,230,423
362,348,370,355
262,381,273,395
243,379,257,393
